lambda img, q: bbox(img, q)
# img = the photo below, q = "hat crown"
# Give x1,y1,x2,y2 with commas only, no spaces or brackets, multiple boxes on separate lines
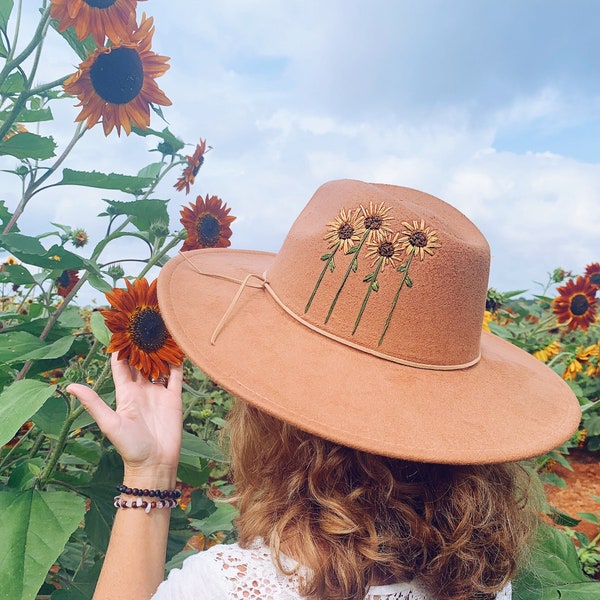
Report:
267,180,490,367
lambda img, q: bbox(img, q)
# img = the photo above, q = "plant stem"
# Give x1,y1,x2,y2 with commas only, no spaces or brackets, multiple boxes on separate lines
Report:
38,357,113,487
137,229,186,279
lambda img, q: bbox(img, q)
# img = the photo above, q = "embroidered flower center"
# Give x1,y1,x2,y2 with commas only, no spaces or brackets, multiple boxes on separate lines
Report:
571,293,589,316
90,47,144,104
338,222,355,240
364,215,383,230
378,241,396,258
128,308,168,352
408,231,428,248
85,0,117,7
196,214,221,247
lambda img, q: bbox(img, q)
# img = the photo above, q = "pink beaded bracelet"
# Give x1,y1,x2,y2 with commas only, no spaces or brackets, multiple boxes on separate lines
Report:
113,495,179,514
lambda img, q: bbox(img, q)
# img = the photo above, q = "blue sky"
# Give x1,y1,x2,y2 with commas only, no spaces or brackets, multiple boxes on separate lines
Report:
2,0,599,303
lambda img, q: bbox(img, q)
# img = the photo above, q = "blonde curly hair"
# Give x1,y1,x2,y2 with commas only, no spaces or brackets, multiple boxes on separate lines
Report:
226,401,537,600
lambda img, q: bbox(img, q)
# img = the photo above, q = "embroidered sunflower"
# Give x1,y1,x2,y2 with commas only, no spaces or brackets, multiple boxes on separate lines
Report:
324,207,365,254
63,14,171,136
50,0,144,46
552,276,598,332
359,201,394,241
174,139,210,194
399,220,441,260
180,194,236,251
101,278,184,379
364,231,403,272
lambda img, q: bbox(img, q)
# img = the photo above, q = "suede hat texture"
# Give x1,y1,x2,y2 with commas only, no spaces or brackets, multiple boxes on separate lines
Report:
158,179,581,464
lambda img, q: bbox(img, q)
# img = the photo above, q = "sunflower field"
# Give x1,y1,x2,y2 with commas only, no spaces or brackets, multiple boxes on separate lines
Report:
0,2,599,600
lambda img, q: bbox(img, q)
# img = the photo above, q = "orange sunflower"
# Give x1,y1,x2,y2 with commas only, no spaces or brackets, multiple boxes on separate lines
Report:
174,139,210,194
56,270,80,297
180,195,236,251
50,0,145,46
584,262,600,290
552,275,598,332
63,14,171,136
101,278,184,379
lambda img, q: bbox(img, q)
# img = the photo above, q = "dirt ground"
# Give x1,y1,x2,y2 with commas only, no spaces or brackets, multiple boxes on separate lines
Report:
544,449,600,539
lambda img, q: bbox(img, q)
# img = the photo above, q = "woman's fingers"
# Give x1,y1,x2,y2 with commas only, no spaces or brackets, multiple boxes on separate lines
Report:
66,382,119,433
167,363,184,393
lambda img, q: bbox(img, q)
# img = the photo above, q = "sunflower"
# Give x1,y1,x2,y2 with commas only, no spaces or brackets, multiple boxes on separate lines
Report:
562,357,583,381
584,262,600,290
50,0,144,46
101,277,184,379
174,139,210,194
180,194,236,251
56,270,80,298
359,202,394,241
399,220,441,260
63,14,171,136
532,340,562,362
3,421,33,449
364,231,403,271
323,207,365,254
552,276,598,331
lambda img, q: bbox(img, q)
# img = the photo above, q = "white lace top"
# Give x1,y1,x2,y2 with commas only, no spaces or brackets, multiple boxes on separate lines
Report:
152,542,512,599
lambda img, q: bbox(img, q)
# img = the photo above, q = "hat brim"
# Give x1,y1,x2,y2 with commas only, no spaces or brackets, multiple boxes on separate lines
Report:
158,249,581,464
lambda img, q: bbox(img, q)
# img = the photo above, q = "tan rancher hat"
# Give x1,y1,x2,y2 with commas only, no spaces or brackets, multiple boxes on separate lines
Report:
157,179,581,464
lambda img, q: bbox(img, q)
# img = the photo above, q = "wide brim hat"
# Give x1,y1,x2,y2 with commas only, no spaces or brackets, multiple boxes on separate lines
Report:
158,179,581,464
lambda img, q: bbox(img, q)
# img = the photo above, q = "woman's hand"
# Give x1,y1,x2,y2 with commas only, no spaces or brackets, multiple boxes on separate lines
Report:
67,353,183,484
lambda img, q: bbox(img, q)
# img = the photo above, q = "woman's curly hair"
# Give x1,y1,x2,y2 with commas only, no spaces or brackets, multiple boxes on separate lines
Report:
226,401,538,600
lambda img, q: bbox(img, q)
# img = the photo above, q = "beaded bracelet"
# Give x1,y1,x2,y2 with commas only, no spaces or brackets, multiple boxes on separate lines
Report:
116,483,182,500
114,495,179,514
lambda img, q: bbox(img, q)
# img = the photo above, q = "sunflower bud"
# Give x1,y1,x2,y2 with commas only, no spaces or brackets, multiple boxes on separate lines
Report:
64,365,84,383
150,221,170,237
71,228,89,248
107,265,125,282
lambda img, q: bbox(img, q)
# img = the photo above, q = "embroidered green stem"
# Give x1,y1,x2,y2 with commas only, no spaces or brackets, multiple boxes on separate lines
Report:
378,251,415,345
353,259,384,334
325,231,369,322
305,240,341,312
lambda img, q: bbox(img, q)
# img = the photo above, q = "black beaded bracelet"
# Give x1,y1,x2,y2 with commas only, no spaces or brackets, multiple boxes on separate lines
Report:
116,483,182,500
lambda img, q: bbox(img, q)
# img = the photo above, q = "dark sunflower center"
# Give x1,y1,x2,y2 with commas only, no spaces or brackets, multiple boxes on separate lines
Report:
590,273,600,286
408,231,428,248
378,241,395,258
196,214,221,247
128,308,168,352
90,47,144,105
365,215,383,230
84,0,117,7
192,156,205,177
338,222,355,240
57,271,70,286
570,293,589,316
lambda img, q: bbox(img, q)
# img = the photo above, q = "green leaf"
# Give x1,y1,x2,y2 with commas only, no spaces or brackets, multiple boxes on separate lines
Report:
19,335,75,361
0,379,57,446
57,168,154,193
0,0,14,33
130,126,185,153
0,233,86,269
180,430,226,463
87,271,113,294
190,503,237,537
547,506,580,527
513,523,600,599
137,161,163,179
584,415,600,437
0,331,45,363
0,71,25,94
90,310,111,346
539,471,567,489
0,132,56,159
0,489,86,600
0,263,35,285
405,275,413,287
578,512,600,524
0,107,52,123
102,198,169,231
371,280,379,292
49,19,97,61
0,199,14,229
78,451,123,552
